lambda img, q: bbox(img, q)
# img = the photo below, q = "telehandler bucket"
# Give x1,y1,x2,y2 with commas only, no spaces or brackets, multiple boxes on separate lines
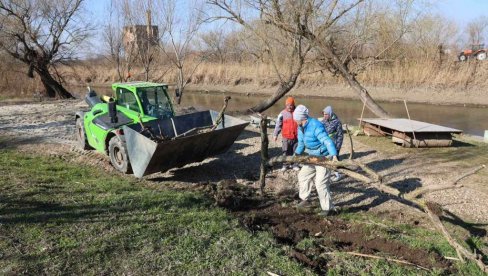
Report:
123,110,249,178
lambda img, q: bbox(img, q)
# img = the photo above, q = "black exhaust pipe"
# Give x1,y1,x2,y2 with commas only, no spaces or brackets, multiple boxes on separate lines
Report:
108,100,118,123
85,88,102,108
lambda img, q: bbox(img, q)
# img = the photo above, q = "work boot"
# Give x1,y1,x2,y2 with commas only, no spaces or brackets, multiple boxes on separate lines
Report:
331,172,343,182
318,210,329,217
319,208,339,217
296,200,312,211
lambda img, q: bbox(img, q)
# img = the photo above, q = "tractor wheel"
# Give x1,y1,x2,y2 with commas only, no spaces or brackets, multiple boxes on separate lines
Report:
75,118,90,150
458,54,467,62
477,52,487,61
109,136,132,174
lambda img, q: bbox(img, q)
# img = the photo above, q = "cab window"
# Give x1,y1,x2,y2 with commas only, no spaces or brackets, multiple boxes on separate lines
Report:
116,88,140,112
137,86,174,119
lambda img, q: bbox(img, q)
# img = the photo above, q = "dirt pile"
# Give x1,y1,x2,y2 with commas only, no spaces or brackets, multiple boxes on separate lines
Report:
239,203,450,272
202,180,264,211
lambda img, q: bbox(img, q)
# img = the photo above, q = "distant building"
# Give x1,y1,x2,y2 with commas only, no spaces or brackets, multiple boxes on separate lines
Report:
123,11,158,54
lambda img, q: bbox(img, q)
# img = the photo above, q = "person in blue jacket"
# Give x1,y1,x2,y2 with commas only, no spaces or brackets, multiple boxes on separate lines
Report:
293,104,338,216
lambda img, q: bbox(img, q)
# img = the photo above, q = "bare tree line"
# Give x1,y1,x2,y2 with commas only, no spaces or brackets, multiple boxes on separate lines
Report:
0,0,487,110
0,0,91,98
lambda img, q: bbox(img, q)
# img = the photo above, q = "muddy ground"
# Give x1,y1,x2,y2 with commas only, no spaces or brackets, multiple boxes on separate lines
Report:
1,99,487,272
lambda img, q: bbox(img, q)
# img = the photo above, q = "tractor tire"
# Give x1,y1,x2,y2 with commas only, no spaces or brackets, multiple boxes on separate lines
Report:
477,52,487,61
458,54,467,62
75,118,90,150
109,136,132,174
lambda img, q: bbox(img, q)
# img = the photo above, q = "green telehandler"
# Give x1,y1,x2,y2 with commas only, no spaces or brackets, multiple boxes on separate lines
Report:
75,82,248,178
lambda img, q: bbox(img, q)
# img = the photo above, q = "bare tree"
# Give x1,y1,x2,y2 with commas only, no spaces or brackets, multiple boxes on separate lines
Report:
0,0,90,99
208,0,392,116
103,0,134,82
409,14,457,60
200,29,227,63
156,0,205,105
208,0,313,113
122,0,160,82
299,0,424,117
466,16,488,45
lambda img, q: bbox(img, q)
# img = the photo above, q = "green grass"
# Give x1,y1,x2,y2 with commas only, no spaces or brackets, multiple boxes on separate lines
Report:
0,150,311,275
326,255,444,276
1,149,487,275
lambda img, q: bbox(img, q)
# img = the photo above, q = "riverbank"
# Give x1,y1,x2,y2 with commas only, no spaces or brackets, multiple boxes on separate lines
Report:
3,57,488,107
185,83,488,108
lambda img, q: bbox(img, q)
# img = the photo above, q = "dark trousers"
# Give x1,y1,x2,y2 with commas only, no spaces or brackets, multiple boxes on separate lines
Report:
282,138,298,156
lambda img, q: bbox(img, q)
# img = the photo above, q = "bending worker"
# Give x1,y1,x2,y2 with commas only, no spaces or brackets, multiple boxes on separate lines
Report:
293,105,338,216
273,97,299,171
321,106,344,181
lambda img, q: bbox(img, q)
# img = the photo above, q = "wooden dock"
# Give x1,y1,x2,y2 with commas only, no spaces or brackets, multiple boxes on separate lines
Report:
360,118,462,147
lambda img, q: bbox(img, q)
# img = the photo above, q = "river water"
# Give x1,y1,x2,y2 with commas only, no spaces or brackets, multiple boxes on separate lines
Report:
81,87,488,136
182,92,488,137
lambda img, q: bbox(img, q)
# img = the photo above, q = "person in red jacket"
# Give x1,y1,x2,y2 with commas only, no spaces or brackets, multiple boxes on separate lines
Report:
273,97,299,172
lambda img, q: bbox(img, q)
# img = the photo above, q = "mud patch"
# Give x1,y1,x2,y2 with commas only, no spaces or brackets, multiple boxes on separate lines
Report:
206,181,451,272
237,203,450,272
201,180,265,211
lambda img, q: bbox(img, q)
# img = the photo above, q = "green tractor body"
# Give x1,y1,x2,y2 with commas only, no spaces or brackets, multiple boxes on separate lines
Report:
75,82,248,177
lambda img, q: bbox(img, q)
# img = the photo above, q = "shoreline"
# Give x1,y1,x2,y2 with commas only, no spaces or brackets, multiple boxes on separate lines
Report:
2,82,488,109
184,84,488,108
184,86,488,109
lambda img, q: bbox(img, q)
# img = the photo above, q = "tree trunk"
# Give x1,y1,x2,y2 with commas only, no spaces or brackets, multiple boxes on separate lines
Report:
319,43,389,118
249,73,299,113
35,65,74,99
145,68,149,82
259,115,269,194
176,68,184,105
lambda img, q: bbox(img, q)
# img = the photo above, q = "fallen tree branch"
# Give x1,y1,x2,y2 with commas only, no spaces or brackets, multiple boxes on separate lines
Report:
374,187,487,271
405,165,486,200
350,159,382,182
336,168,374,184
452,164,486,186
267,155,359,171
173,126,212,139
267,155,382,184
444,256,462,261
405,185,463,200
424,202,466,262
322,250,431,272
267,156,376,184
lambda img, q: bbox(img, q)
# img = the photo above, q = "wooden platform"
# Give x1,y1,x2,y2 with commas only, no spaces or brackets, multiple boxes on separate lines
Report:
360,118,462,148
